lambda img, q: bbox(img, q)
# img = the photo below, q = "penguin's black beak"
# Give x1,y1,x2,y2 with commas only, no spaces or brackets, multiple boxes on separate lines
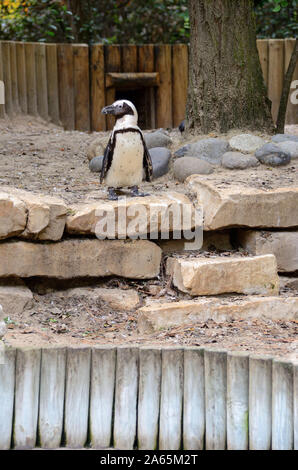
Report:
101,105,116,115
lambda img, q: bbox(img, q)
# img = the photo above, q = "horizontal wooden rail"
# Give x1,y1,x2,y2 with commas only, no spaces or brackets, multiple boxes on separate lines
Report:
105,72,160,89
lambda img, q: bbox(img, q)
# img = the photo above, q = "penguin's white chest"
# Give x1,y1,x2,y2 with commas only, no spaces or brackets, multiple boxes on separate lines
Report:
105,131,144,188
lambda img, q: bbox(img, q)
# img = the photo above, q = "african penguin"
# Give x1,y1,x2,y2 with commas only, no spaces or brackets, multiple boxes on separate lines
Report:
101,100,153,200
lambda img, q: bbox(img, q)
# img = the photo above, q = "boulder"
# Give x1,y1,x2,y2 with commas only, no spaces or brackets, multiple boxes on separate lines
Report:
173,157,214,182
0,192,27,239
0,280,33,316
221,152,259,169
63,287,140,311
167,254,279,296
150,147,171,178
229,134,265,153
271,134,298,143
255,143,291,166
144,130,172,149
0,239,162,279
276,141,298,159
89,155,104,173
184,138,230,165
187,177,298,230
174,145,191,158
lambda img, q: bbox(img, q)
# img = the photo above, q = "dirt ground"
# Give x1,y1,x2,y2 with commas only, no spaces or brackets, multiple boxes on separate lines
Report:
0,115,298,359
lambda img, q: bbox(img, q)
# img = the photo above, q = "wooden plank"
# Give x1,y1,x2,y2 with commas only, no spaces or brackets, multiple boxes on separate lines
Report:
35,43,48,120
0,42,6,118
113,347,138,450
14,348,41,449
105,45,121,130
268,39,284,123
106,72,159,89
16,42,27,114
172,44,188,128
90,44,106,131
2,41,13,116
73,44,90,131
57,44,75,130
159,348,183,450
204,349,227,450
227,352,249,450
284,38,298,125
10,41,20,114
64,347,91,448
272,360,294,450
183,348,205,450
122,44,137,73
0,347,15,449
257,39,269,88
138,347,161,450
46,44,60,125
90,346,116,448
39,347,66,449
155,44,172,128
294,362,298,450
249,355,272,450
24,43,38,116
138,44,155,129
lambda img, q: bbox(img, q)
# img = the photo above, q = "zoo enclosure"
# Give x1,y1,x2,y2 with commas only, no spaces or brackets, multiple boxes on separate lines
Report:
0,39,297,131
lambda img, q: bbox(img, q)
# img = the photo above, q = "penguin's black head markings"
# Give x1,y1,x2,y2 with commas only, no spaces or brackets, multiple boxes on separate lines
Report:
101,100,135,118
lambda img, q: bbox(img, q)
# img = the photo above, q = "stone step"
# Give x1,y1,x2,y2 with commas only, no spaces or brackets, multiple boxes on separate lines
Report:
138,296,298,333
187,177,298,230
0,239,161,279
167,254,279,296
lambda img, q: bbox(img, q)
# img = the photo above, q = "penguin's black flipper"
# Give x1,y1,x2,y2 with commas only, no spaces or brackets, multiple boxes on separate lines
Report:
100,135,114,183
140,134,153,182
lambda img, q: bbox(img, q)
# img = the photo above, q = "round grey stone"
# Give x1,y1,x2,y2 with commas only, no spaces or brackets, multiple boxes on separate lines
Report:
222,152,259,169
174,144,191,158
89,155,104,173
271,134,298,143
144,130,172,149
149,147,171,179
255,143,291,166
229,134,265,153
173,157,214,182
276,141,298,159
184,138,230,166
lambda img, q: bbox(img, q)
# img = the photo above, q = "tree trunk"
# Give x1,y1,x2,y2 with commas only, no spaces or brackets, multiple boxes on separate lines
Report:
186,0,273,134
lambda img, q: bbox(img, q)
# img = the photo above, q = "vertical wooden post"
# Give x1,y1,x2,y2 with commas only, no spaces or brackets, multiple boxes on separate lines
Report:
122,44,137,72
90,44,106,131
113,347,138,450
172,44,188,128
24,42,38,116
204,349,227,450
90,346,116,448
257,39,269,88
294,362,298,450
284,38,298,125
249,355,272,450
155,44,172,128
58,44,75,130
272,360,294,450
138,44,155,129
0,347,16,449
64,347,91,448
227,352,249,450
35,43,49,120
105,45,121,130
138,347,161,450
73,44,90,131
183,348,205,450
14,348,41,449
10,41,20,114
2,41,13,116
0,42,6,118
159,348,183,450
16,42,27,114
46,44,60,125
39,348,66,449
268,39,284,123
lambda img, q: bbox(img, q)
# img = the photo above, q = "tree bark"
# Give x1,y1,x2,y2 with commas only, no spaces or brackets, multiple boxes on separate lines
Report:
186,0,273,134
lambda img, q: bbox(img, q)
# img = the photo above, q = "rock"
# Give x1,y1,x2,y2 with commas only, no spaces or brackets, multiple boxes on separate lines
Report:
66,192,196,238
0,280,33,316
255,143,291,166
276,141,298,159
279,277,298,290
0,239,162,279
174,145,191,158
187,177,298,230
237,230,298,272
173,157,214,182
149,147,171,178
184,138,230,165
0,192,27,239
0,305,7,339
221,152,259,169
138,296,298,333
144,130,172,149
86,136,108,161
229,134,265,153
89,155,104,173
63,287,140,311
271,134,298,143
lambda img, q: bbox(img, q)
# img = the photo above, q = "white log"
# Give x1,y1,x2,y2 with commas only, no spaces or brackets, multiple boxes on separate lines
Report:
183,347,205,450
138,347,161,450
0,347,16,449
159,348,183,450
90,346,116,448
39,347,66,448
272,360,294,450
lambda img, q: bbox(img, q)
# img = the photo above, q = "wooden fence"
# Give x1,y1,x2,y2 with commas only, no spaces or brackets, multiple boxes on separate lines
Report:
0,40,297,131
0,345,297,450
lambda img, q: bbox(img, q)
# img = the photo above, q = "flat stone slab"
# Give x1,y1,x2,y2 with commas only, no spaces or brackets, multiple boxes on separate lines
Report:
138,296,298,333
0,239,162,279
0,281,33,316
167,254,279,296
0,192,27,239
237,230,298,273
187,177,298,230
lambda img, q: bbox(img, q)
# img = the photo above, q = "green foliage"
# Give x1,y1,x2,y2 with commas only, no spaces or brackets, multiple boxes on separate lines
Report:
255,0,297,38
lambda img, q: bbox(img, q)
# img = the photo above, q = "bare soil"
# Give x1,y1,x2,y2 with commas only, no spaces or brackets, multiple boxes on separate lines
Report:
1,116,298,359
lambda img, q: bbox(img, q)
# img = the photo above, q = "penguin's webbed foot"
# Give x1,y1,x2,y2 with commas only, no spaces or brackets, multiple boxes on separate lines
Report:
130,186,150,198
108,187,119,200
